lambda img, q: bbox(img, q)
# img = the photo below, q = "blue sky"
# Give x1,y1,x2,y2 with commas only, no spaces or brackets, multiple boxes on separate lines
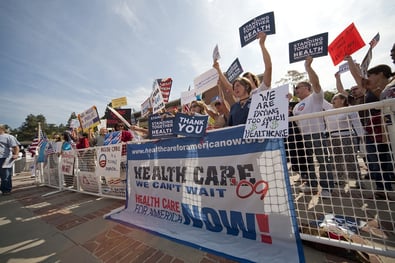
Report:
1,0,394,129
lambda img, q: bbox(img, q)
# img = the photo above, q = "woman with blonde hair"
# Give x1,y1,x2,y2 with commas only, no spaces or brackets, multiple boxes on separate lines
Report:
189,100,208,116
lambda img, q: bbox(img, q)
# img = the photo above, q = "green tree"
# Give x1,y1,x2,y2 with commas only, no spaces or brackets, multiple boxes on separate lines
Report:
66,112,78,130
102,103,112,120
324,90,336,103
275,70,308,88
17,114,47,141
275,70,308,102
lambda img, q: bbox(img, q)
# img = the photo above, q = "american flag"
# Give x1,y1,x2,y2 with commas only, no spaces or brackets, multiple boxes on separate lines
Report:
29,129,47,156
45,141,56,155
157,78,173,103
37,129,47,148
369,32,380,49
103,131,121,145
28,138,39,156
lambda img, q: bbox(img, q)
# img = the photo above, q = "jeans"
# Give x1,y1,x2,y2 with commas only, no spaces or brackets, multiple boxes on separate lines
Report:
0,158,13,193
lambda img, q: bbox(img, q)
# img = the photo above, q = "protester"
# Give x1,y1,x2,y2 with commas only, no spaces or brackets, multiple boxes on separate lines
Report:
248,31,272,95
130,124,149,139
345,56,395,197
227,77,252,126
380,43,395,100
60,131,74,154
285,101,308,179
76,132,90,149
189,100,208,116
206,96,230,129
114,122,133,142
213,31,272,98
0,124,20,195
325,93,365,188
94,127,108,146
335,71,366,106
292,56,334,198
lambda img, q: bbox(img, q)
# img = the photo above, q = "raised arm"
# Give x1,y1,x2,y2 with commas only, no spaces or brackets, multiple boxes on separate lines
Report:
258,32,272,88
304,56,321,93
213,60,232,93
345,55,363,88
335,72,348,96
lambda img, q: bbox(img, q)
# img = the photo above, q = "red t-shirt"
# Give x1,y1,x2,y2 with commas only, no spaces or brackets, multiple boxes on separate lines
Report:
76,137,90,149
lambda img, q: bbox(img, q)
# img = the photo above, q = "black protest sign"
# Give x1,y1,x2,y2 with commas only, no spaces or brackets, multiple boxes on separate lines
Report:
239,12,275,47
288,33,328,63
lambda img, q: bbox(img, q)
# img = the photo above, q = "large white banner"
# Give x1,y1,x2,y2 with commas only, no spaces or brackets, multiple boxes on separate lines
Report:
108,126,304,262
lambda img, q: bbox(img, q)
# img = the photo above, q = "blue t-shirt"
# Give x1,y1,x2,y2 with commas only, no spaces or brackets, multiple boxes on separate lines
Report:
62,141,72,151
228,99,251,126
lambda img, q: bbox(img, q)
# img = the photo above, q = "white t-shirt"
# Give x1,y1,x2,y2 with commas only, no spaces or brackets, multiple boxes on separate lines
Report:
293,89,326,135
325,107,365,136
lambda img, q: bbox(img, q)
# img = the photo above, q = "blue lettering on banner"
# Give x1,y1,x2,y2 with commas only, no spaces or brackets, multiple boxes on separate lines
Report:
184,186,226,197
152,181,182,192
181,204,272,243
134,204,183,223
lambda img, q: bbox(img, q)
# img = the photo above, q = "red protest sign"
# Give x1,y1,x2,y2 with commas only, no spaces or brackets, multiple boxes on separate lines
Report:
328,23,365,65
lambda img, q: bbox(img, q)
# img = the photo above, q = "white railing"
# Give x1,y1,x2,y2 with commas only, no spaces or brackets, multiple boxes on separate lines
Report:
33,98,395,259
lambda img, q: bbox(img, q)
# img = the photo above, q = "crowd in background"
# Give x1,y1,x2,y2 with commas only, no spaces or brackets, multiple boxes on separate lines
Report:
5,36,394,200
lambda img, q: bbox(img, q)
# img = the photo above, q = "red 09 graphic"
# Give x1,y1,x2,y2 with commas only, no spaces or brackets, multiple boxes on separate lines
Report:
236,180,269,200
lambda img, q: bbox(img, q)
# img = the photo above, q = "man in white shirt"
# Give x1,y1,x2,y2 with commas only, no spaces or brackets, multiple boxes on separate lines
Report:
293,57,334,198
0,124,20,195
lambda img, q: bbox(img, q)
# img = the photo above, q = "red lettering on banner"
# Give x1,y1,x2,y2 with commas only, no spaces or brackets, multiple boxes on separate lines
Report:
256,214,272,244
236,180,269,200
135,194,160,208
162,198,180,213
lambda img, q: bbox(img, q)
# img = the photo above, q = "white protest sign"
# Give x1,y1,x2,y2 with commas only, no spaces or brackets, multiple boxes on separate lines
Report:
141,97,152,117
213,44,221,61
244,84,289,139
70,118,81,129
97,144,123,178
194,68,219,95
338,59,356,74
150,81,166,114
78,106,101,130
181,89,196,106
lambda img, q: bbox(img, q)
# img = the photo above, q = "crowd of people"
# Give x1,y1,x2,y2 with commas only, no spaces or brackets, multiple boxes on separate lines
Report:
2,34,394,201
287,43,395,200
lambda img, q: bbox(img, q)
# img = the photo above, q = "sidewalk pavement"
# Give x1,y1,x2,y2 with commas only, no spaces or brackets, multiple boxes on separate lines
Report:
0,173,360,263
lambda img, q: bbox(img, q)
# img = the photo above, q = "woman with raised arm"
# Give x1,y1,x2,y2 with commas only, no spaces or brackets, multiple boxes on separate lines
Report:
345,56,394,197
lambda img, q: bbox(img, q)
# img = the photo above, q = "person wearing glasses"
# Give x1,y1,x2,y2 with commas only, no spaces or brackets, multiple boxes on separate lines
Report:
188,100,208,116
206,96,230,129
292,56,334,198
